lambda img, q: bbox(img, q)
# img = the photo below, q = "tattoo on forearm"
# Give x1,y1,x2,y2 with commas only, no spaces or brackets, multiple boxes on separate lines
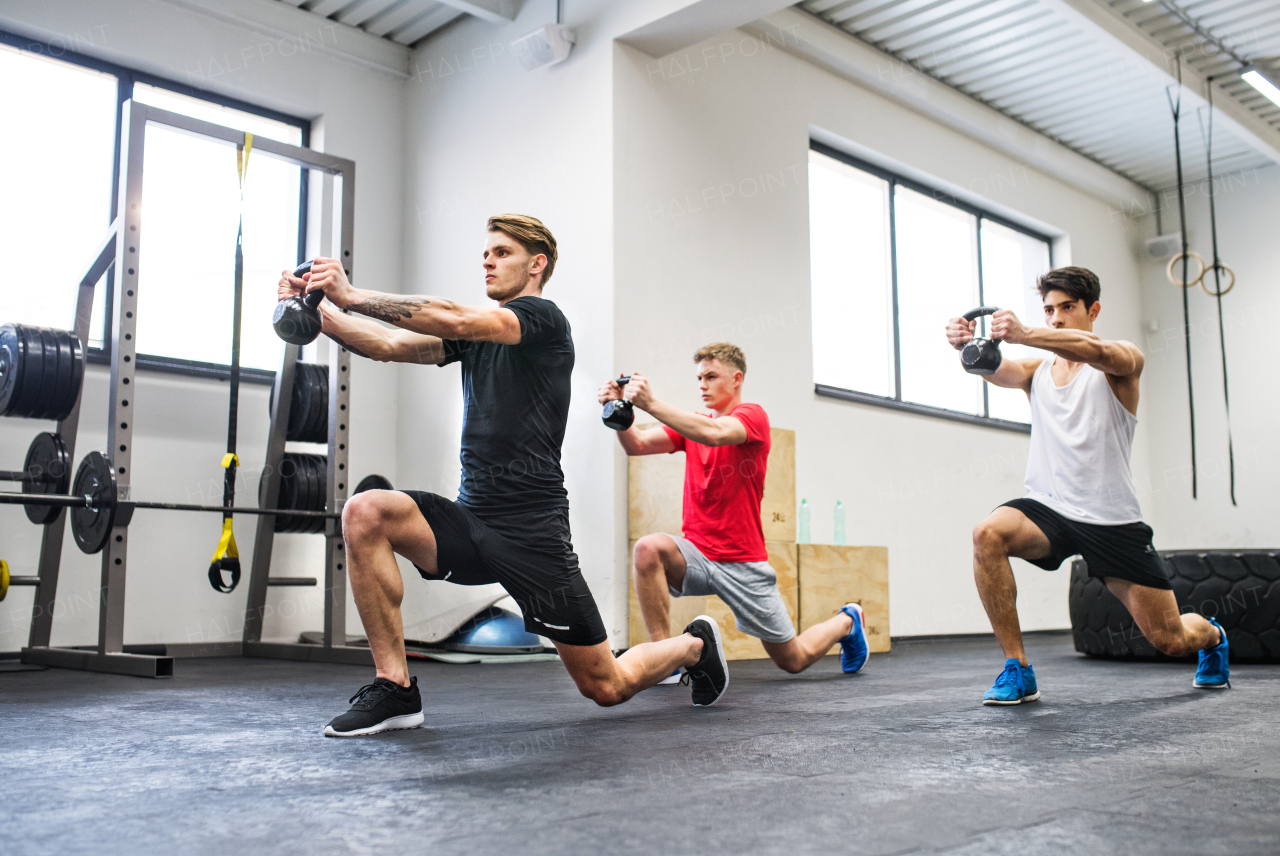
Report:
326,333,373,360
350,296,429,324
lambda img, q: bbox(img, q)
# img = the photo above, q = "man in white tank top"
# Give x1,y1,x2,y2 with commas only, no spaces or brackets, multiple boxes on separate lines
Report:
944,267,1229,705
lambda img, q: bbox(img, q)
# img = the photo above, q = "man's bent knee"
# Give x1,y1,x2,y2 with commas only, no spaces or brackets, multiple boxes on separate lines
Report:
342,491,401,543
633,535,668,571
1147,630,1193,658
578,679,626,707
972,519,1008,555
773,654,806,675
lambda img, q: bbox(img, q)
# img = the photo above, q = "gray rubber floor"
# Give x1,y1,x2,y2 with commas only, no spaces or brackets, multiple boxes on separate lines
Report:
2,632,1277,856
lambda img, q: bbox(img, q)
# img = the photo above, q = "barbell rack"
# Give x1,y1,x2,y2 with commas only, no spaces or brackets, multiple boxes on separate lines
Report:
5,100,371,677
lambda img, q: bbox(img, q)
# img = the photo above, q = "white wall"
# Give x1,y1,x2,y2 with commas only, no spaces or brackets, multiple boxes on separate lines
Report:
1137,164,1280,548
612,31,1152,637
0,0,405,650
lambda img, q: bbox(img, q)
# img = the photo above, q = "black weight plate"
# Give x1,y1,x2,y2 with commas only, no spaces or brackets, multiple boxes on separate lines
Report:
355,474,393,494
23,432,71,525
0,324,23,415
298,365,317,442
11,325,40,418
70,451,116,555
293,364,314,443
309,453,329,533
31,328,61,421
292,453,313,533
301,453,324,533
290,363,313,441
310,364,330,443
41,329,74,421
58,330,83,422
278,453,301,532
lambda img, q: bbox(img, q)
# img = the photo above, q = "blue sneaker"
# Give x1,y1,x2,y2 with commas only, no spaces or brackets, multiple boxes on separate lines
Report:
656,667,681,686
1194,618,1230,689
839,603,869,674
983,658,1041,705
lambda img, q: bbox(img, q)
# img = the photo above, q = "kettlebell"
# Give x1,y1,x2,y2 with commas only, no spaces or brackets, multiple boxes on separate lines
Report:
601,376,635,431
272,261,324,345
959,306,1003,375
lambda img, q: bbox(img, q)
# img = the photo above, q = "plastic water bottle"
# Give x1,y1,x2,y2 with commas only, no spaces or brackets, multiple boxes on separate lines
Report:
834,500,846,545
798,499,810,543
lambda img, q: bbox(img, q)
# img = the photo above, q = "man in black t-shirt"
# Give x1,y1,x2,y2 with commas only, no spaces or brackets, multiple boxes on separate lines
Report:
278,215,729,737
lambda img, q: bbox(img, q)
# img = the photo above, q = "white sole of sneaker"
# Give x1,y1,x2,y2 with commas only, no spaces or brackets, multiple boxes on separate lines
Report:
691,614,729,707
323,711,425,738
1193,681,1230,689
982,690,1041,706
656,673,681,686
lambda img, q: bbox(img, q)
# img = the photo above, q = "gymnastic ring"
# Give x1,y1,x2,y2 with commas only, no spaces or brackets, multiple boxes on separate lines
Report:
1166,251,1205,288
1199,262,1235,298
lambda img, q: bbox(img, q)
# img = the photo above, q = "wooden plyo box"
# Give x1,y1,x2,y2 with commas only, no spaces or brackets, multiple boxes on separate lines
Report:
798,544,890,654
627,541,798,661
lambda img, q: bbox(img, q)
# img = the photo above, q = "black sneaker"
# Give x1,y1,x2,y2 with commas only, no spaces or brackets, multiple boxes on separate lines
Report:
324,676,424,737
681,615,729,707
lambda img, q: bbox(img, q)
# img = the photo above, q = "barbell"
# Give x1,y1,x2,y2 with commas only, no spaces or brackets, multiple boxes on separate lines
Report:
0,450,341,555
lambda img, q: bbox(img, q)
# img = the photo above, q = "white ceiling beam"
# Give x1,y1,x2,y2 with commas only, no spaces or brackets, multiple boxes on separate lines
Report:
1046,0,1280,168
743,8,1151,211
159,0,410,77
618,0,798,58
433,0,522,25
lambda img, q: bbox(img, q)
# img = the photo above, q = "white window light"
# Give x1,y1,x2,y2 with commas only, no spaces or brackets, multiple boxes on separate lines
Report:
1242,68,1280,109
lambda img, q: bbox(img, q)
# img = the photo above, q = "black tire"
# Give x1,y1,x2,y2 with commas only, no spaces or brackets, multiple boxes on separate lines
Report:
1069,550,1280,662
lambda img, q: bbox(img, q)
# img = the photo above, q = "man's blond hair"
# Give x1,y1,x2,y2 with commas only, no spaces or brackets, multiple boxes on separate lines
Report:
487,214,558,286
694,342,746,376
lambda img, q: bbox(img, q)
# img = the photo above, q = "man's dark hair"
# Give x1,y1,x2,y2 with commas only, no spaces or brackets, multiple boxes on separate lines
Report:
1036,266,1100,308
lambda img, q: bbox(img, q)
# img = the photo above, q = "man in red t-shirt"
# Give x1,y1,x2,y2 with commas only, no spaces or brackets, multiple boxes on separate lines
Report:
598,343,869,679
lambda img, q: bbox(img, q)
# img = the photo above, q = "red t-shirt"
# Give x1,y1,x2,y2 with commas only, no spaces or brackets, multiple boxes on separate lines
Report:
662,403,770,562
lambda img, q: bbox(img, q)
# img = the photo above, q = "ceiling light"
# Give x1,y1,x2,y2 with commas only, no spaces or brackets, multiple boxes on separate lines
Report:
1242,69,1280,109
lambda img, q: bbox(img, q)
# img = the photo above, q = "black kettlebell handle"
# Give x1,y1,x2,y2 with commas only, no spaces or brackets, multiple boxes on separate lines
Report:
292,261,325,309
616,375,630,386
963,306,1000,323
963,306,1001,339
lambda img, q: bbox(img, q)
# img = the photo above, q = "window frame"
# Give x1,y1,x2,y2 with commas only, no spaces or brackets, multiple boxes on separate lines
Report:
1,28,311,385
810,140,1055,435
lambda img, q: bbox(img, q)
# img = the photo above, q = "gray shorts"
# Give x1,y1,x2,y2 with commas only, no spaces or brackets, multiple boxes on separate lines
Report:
667,535,795,644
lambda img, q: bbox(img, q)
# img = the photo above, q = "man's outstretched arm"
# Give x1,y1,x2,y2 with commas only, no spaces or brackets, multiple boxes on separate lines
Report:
624,374,747,448
280,267,447,364
303,257,522,345
992,310,1143,378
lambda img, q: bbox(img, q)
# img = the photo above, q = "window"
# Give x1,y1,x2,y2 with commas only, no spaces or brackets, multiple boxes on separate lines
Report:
0,32,309,380
809,144,1052,430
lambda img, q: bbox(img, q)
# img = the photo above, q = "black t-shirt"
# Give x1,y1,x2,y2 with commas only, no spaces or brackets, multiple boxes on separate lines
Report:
439,296,573,516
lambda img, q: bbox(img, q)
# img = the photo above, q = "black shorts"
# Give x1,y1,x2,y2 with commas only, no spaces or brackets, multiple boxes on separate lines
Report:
1002,498,1172,590
402,491,608,647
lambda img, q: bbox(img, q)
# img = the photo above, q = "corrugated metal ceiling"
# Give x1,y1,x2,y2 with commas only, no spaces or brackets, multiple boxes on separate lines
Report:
799,0,1280,191
276,0,466,46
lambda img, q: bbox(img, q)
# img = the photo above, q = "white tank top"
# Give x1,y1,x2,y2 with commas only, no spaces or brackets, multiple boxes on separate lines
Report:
1023,357,1142,525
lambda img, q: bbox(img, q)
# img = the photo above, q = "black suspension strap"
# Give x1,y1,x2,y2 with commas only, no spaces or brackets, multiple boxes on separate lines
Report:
1165,56,1197,499
1199,83,1237,505
209,132,254,593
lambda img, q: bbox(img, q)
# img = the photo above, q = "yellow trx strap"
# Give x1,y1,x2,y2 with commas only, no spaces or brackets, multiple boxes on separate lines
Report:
208,453,242,593
209,133,254,593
